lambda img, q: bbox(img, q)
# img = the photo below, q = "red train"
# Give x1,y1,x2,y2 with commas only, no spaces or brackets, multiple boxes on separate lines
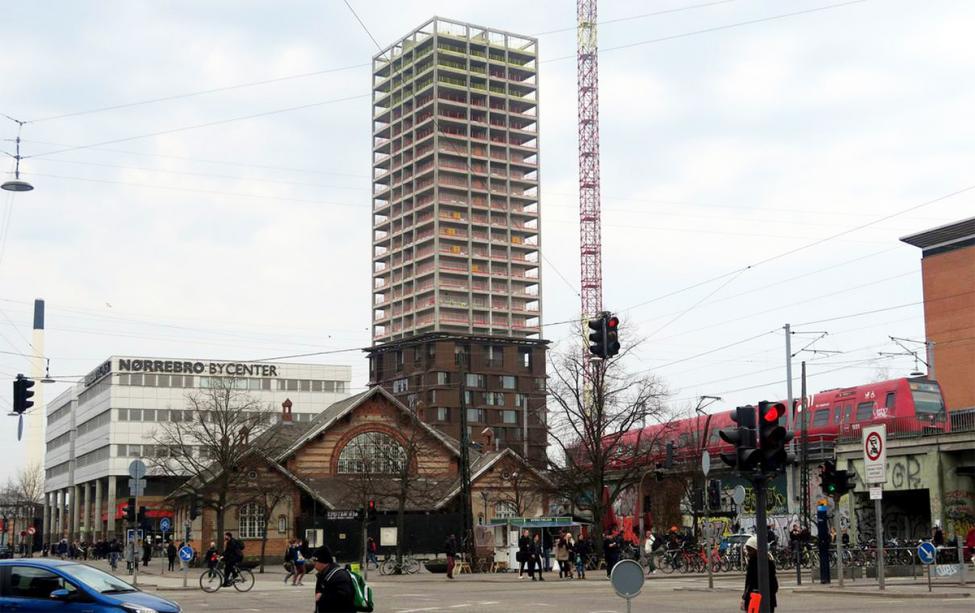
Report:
621,376,948,460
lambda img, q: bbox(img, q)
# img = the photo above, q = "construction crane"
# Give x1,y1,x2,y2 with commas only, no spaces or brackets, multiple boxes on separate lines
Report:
577,0,603,328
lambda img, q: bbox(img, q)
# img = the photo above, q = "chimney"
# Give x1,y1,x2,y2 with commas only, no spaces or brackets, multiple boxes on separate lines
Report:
480,427,493,450
282,398,293,424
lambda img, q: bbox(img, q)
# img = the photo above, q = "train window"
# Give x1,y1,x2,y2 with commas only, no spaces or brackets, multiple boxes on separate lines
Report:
856,401,875,421
885,392,896,409
833,405,842,423
812,410,829,427
844,405,853,423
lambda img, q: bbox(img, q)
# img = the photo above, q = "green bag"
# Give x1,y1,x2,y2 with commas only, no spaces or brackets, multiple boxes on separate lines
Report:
328,566,374,613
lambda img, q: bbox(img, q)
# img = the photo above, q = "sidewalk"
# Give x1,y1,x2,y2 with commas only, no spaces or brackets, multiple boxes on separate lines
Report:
793,577,972,599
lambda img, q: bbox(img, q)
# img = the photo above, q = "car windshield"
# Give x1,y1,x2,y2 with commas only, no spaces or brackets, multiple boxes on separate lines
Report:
62,564,138,594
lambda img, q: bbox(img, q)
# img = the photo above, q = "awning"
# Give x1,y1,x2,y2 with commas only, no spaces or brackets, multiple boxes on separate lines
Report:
489,516,589,528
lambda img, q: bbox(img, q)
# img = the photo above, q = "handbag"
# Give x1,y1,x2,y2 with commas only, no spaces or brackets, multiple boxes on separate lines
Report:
516,551,524,563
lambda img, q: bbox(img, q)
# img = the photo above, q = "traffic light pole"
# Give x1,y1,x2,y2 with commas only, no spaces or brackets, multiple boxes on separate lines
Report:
131,493,139,587
834,495,843,588
754,473,771,613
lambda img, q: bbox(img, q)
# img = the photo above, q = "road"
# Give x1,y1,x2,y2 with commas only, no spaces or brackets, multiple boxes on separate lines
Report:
143,568,973,612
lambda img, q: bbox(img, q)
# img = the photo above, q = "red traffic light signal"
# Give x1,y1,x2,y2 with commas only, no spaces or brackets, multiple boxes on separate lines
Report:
761,402,786,423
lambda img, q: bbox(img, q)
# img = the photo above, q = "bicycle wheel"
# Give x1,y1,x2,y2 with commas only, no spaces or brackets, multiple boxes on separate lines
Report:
233,569,255,592
381,558,397,575
406,557,420,574
200,568,223,593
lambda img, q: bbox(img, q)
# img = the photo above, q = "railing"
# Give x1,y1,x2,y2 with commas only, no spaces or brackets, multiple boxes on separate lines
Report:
836,415,951,443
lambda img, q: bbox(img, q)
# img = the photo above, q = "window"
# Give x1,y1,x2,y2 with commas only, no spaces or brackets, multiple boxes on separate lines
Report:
143,409,155,422
500,375,516,389
129,409,142,422
130,373,143,386
502,410,517,424
466,373,485,388
117,408,128,421
812,410,829,427
855,401,875,422
484,392,505,406
844,404,853,423
884,392,896,410
311,380,323,392
455,344,469,367
519,348,532,369
833,405,842,424
337,432,407,474
514,393,526,408
392,378,409,393
395,350,404,371
301,379,312,392
534,377,546,391
467,408,485,423
493,427,506,443
278,515,288,534
486,345,503,367
495,501,517,519
239,502,266,539
436,407,449,422
8,565,76,599
435,371,449,385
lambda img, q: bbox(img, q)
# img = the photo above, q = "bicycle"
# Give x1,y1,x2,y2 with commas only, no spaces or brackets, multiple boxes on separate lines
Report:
380,553,420,575
199,559,255,593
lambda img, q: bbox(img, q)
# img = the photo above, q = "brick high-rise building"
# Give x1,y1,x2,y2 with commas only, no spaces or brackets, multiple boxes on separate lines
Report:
367,18,547,464
901,217,975,412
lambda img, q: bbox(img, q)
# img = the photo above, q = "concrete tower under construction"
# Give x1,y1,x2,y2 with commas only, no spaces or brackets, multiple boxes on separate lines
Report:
367,18,547,465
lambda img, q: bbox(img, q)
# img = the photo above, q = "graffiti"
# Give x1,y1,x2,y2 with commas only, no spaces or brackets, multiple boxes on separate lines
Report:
935,564,961,577
889,456,922,490
613,486,637,518
943,489,975,537
741,487,788,515
854,505,930,541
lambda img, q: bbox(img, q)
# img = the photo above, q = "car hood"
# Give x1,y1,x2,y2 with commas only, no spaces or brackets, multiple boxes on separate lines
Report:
102,590,181,612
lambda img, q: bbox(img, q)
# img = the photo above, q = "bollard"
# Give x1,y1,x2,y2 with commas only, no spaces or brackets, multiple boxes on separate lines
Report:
959,545,967,586
912,547,916,580
795,546,801,586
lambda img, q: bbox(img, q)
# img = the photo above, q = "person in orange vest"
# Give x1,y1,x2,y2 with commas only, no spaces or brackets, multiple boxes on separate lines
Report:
741,535,778,612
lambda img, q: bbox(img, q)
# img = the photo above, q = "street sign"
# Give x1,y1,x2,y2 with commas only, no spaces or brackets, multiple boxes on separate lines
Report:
160,518,171,532
611,559,645,612
126,529,144,543
862,425,886,484
701,451,711,477
178,545,194,562
128,459,147,480
869,487,882,500
917,541,937,565
128,478,146,497
732,485,746,506
27,526,35,535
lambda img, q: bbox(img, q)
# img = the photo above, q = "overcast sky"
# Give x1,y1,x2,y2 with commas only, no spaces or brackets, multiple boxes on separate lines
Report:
2,0,973,482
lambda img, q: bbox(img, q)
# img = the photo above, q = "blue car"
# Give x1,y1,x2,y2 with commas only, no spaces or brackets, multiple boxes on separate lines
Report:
0,559,180,612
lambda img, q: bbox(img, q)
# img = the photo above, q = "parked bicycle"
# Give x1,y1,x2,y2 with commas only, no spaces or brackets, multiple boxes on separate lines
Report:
380,552,420,575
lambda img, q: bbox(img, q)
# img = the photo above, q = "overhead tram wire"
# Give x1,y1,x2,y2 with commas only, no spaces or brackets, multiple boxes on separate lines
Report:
11,0,739,127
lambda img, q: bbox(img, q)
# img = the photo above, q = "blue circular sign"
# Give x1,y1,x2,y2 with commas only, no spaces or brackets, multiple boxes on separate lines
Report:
160,518,171,532
178,545,194,562
917,541,936,565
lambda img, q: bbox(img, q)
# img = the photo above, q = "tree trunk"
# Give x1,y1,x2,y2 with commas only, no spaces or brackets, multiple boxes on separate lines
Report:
395,491,407,572
259,520,268,573
215,491,227,554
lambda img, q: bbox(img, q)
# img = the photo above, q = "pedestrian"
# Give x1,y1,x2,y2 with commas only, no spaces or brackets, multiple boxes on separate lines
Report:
283,539,296,584
444,533,458,580
166,540,177,572
367,536,379,569
141,539,151,567
292,540,307,586
542,530,553,572
555,532,570,578
109,539,121,572
531,533,545,581
204,541,219,571
933,523,945,547
603,528,620,577
964,527,975,566
517,529,531,579
574,534,589,579
742,535,778,613
643,531,656,575
565,533,576,579
312,546,355,613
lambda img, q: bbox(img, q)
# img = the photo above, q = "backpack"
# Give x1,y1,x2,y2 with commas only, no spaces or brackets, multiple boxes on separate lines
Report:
326,566,374,613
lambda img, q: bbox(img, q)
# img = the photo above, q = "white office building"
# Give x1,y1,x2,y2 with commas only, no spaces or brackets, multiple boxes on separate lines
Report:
42,356,351,544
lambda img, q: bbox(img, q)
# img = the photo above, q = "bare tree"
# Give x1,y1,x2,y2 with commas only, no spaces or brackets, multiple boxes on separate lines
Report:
0,463,43,555
489,468,546,518
234,458,292,573
545,338,673,548
149,378,277,551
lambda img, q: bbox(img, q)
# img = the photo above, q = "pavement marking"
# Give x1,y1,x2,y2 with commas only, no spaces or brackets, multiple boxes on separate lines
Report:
394,608,444,613
448,605,472,609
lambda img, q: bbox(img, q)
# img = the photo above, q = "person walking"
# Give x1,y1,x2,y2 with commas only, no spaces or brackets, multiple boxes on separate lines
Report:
141,539,151,568
292,541,307,586
166,540,176,572
517,529,531,578
367,537,379,569
108,539,121,572
445,534,458,580
603,528,621,577
283,539,296,584
312,546,355,613
643,531,657,575
555,533,570,579
742,535,778,612
564,533,576,579
574,534,589,580
531,533,545,581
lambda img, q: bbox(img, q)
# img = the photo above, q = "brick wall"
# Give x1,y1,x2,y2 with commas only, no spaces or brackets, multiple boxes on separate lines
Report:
921,244,975,410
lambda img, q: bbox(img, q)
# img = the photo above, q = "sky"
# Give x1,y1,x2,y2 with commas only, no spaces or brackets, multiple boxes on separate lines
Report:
1,0,973,482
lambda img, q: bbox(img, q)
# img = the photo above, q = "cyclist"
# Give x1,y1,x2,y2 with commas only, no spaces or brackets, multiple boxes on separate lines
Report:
222,532,244,587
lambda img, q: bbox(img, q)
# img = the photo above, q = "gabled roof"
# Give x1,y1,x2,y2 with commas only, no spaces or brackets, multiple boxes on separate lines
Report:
276,385,460,461
433,447,552,510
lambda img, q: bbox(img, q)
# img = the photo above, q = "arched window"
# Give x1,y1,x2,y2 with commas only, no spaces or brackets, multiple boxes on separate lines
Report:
337,432,406,474
238,502,265,539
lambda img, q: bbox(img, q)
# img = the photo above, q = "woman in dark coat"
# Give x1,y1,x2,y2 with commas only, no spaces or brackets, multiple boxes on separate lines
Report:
742,536,778,612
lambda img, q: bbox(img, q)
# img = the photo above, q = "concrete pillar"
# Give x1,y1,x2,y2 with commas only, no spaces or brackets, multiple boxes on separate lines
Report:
55,490,64,540
82,482,92,541
71,485,80,542
42,493,51,546
106,475,117,537
94,479,103,541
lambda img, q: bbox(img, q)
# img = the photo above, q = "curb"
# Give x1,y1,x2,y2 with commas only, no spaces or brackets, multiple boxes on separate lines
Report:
154,586,199,592
794,588,971,599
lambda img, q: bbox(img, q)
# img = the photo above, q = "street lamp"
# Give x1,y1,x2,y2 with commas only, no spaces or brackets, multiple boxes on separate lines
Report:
2,118,34,192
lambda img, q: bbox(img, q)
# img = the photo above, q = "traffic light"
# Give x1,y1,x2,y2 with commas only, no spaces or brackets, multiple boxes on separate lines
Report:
189,499,200,521
707,479,721,510
367,499,377,522
605,315,620,357
834,470,853,496
12,374,35,415
757,400,794,473
124,498,136,523
820,460,837,495
719,405,759,471
587,314,608,359
692,488,704,512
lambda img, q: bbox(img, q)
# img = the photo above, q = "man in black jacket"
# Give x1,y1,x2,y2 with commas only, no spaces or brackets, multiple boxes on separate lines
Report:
742,536,778,612
222,532,244,587
444,534,458,579
312,547,355,613
517,529,531,578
